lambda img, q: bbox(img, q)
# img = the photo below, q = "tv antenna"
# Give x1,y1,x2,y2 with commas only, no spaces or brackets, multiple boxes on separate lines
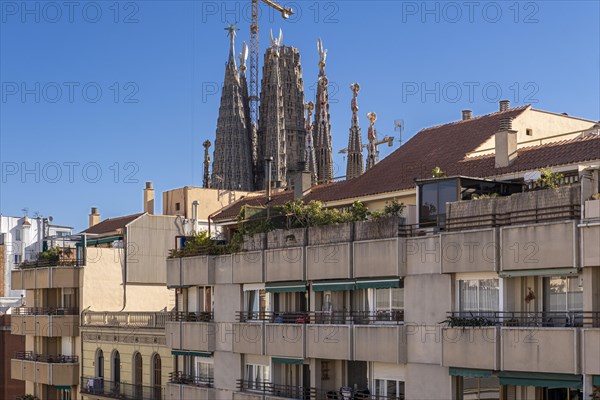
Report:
394,119,404,146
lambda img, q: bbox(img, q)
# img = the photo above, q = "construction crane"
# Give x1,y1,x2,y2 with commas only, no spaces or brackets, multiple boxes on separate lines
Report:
338,136,394,154
249,0,294,127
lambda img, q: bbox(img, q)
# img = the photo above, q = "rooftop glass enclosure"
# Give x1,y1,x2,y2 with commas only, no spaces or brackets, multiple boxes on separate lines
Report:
417,177,523,228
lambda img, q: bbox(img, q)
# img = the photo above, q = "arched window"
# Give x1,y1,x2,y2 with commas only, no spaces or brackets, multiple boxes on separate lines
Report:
96,349,104,378
151,353,162,400
112,350,121,384
133,352,143,398
151,353,161,387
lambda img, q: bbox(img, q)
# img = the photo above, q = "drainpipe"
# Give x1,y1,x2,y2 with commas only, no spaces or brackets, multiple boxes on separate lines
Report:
119,227,128,312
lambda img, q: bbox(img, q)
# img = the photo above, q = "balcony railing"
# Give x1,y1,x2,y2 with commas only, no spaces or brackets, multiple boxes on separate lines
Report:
236,311,404,325
80,377,163,400
13,307,78,316
237,380,402,400
15,351,78,363
82,311,170,328
444,311,600,328
168,371,213,388
168,311,214,323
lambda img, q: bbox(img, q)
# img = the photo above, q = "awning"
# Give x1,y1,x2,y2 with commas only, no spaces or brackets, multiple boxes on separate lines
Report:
272,357,304,365
266,281,306,293
499,268,579,278
356,278,402,289
449,368,493,378
312,280,355,292
498,371,582,389
593,376,600,386
243,283,265,291
54,386,72,390
171,350,212,358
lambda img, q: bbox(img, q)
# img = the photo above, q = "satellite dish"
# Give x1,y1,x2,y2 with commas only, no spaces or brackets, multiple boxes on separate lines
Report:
48,216,54,222
524,171,541,182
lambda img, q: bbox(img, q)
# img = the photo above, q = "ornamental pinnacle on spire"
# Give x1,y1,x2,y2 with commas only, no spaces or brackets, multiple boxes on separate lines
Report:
314,37,333,183
346,83,364,180
225,24,239,67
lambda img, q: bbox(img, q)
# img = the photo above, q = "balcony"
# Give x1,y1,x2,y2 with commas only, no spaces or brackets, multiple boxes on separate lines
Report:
306,324,351,360
441,327,500,370
265,247,304,282
354,324,407,364
233,251,264,283
12,352,79,386
82,311,170,328
236,381,394,400
11,265,81,290
167,256,214,288
440,228,497,273
11,307,79,337
166,372,213,400
353,238,403,278
265,323,305,358
81,376,163,400
306,243,352,280
166,312,215,352
582,328,600,374
233,322,265,355
442,311,599,375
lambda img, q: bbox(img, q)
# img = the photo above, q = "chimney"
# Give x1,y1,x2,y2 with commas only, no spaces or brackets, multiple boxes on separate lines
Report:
144,181,155,214
293,161,312,200
89,207,100,228
495,117,518,168
462,110,472,120
499,100,510,112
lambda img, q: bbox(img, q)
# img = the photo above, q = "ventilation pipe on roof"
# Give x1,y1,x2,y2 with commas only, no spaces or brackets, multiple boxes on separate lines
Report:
499,100,510,112
265,157,273,203
462,110,472,120
495,117,518,168
89,207,100,228
143,182,155,215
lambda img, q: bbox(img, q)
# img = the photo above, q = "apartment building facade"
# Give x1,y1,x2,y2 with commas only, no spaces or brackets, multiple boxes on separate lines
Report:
163,104,600,400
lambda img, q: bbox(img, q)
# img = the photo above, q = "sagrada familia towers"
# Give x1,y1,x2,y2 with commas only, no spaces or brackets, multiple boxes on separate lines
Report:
210,26,381,192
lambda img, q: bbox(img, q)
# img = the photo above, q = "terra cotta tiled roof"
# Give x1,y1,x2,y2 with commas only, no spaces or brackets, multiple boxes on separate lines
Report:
81,213,143,235
214,106,600,221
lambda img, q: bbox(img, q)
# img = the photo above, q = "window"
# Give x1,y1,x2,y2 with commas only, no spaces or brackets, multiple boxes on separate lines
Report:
544,276,583,313
458,279,499,315
112,350,121,383
14,254,21,265
375,379,405,399
175,202,181,211
96,349,104,378
15,228,21,241
526,128,533,136
245,289,270,320
133,352,143,398
59,389,72,400
245,364,270,390
151,354,162,400
375,288,404,322
456,376,500,400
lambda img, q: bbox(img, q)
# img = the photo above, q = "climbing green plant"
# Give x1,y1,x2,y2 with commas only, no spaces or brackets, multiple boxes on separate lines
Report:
536,167,564,189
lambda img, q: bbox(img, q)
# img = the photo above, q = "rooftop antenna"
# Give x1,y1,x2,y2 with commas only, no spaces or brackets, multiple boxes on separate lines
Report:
21,207,29,217
394,119,404,146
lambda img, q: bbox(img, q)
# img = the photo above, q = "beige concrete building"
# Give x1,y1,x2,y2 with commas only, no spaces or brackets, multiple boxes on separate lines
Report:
163,104,600,400
9,182,183,399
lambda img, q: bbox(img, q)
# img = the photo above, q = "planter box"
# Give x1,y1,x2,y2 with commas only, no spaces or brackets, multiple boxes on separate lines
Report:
267,228,307,249
307,222,353,245
354,216,405,241
242,233,266,251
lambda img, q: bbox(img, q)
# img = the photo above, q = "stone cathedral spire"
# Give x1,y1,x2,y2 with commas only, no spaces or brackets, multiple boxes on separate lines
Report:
256,30,306,189
314,38,333,184
304,101,318,183
346,83,364,180
211,25,254,191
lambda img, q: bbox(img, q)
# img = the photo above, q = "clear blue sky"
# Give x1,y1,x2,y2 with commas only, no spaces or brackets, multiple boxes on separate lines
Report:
1,0,599,231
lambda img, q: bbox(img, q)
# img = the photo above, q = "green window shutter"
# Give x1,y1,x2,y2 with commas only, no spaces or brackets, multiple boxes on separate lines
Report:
355,278,401,289
272,357,304,365
265,281,307,293
312,280,355,292
448,368,492,378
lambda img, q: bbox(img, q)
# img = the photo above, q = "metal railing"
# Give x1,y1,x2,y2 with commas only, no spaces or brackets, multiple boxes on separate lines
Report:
80,377,163,400
168,311,214,322
82,311,169,328
168,371,213,388
237,380,402,400
15,351,78,363
13,307,78,316
236,311,404,325
444,311,600,328
445,203,581,231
